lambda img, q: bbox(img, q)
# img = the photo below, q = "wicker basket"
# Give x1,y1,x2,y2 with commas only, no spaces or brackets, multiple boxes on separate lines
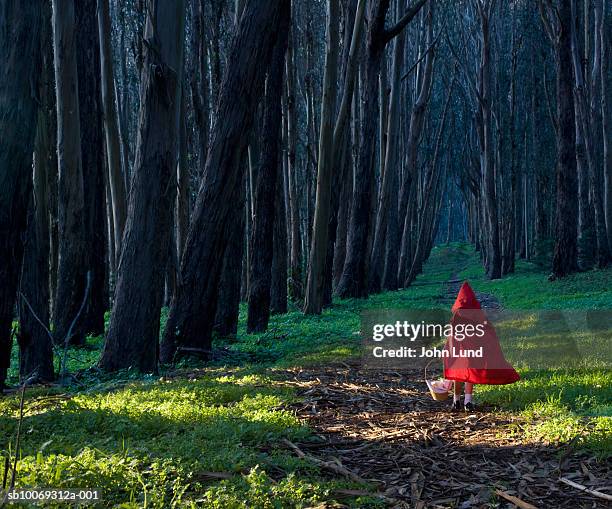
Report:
425,360,452,401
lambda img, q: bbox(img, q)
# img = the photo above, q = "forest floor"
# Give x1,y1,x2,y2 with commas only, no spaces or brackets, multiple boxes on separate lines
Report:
1,244,610,508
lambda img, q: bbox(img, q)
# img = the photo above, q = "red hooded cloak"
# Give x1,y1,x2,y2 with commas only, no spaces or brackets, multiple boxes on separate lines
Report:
443,282,520,385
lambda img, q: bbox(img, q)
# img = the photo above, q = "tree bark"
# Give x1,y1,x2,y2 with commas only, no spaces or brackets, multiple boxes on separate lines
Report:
101,0,185,372
271,166,288,314
304,0,340,314
98,0,128,267
286,28,303,302
76,0,107,337
160,0,289,362
247,14,290,331
602,0,612,251
17,7,53,383
551,0,579,277
214,181,245,338
52,0,88,346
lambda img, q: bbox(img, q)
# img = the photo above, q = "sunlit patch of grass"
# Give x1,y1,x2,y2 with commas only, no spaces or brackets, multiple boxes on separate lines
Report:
0,371,376,507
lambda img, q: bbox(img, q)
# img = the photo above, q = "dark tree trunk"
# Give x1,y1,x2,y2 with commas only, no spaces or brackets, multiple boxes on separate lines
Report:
52,0,88,346
551,0,579,278
0,0,42,389
286,29,303,302
100,0,185,372
271,167,288,314
303,0,340,314
18,11,54,383
214,187,245,338
76,0,107,337
247,18,289,332
160,0,289,362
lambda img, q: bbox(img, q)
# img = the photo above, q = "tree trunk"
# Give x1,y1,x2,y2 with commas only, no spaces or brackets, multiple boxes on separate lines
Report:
397,3,434,286
17,9,53,382
551,0,579,278
570,0,610,268
101,0,185,372
160,0,289,362
76,0,107,337
52,0,88,346
304,0,340,314
214,183,246,338
602,0,612,251
271,166,288,314
247,14,290,331
286,28,303,302
98,0,127,267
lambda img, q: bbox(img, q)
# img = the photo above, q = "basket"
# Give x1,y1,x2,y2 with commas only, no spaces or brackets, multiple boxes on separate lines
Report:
425,360,452,401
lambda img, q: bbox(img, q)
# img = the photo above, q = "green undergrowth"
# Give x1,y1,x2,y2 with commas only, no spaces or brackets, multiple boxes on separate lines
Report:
455,245,611,456
2,243,610,508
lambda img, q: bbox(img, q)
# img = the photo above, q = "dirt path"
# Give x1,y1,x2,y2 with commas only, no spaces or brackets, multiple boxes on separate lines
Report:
279,276,610,508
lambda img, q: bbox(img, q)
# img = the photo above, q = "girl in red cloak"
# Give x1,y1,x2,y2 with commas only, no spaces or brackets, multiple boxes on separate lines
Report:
443,281,520,411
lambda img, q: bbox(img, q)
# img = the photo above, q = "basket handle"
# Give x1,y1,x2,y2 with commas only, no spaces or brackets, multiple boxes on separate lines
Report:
424,359,436,384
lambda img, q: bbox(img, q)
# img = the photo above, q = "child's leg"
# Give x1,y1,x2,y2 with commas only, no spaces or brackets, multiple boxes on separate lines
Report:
453,381,463,403
464,383,474,404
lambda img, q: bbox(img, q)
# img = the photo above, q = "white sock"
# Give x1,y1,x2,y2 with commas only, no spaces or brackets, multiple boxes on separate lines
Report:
464,393,473,404
453,394,461,404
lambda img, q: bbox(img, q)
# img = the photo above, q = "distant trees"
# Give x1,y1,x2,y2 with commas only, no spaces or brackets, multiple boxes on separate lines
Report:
336,0,427,299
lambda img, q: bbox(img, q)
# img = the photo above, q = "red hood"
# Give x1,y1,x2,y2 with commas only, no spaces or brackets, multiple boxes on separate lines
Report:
451,281,481,313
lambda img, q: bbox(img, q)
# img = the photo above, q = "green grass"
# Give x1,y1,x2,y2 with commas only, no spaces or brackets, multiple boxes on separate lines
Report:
1,242,610,507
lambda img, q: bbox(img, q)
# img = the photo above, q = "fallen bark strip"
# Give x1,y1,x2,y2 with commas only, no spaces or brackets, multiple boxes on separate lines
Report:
494,489,538,509
559,477,612,501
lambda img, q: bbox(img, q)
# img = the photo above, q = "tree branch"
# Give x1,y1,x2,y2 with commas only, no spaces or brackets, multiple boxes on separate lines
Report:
383,0,429,45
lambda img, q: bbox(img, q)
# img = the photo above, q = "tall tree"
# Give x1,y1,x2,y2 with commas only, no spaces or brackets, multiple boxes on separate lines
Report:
247,13,290,332
1,0,43,390
100,0,185,372
76,0,107,336
52,0,88,346
17,1,53,383
540,0,579,277
98,0,128,268
602,0,612,251
271,167,288,314
160,0,290,363
304,0,340,314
